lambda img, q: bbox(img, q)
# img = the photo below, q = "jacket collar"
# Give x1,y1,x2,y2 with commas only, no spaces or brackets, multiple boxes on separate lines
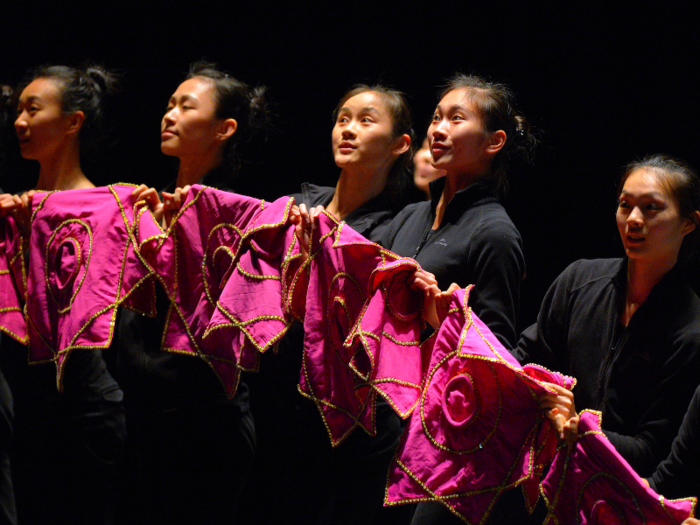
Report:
428,176,499,219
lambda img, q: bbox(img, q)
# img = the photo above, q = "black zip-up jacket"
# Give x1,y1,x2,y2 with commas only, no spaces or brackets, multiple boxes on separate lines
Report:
514,258,700,476
291,183,395,242
379,176,524,349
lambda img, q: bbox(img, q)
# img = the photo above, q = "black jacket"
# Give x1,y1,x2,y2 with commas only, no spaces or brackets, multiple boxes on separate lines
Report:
379,177,525,349
649,384,700,500
515,258,700,476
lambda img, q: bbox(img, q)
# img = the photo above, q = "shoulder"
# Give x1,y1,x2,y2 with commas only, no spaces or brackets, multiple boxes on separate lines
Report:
556,258,621,290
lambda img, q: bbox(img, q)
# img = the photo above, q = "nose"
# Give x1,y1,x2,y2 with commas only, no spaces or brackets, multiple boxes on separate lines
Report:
341,121,357,139
162,107,176,127
627,206,644,228
430,119,448,140
14,112,27,134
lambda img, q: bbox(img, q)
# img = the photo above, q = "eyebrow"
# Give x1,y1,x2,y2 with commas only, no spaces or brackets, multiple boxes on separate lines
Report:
18,95,41,104
619,190,666,199
339,106,381,115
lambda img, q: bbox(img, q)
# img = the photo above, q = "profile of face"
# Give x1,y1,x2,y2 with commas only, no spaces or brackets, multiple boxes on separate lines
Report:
616,168,697,265
161,77,233,159
332,91,407,175
15,78,77,162
428,88,501,177
413,137,446,195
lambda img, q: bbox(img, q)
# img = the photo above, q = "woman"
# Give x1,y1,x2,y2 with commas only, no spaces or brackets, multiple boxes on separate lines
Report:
0,65,125,525
533,156,700,489
115,62,270,525
382,74,534,349
244,84,414,525
373,74,536,524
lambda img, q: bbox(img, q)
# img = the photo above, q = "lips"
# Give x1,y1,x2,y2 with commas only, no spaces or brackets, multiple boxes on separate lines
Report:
431,142,449,155
338,141,356,153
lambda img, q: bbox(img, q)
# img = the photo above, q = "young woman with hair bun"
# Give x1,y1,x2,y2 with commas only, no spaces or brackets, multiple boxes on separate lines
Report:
374,73,537,524
0,64,125,525
115,61,272,525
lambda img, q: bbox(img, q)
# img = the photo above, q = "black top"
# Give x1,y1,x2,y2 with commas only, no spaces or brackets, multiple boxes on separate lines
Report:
291,182,396,243
379,176,525,349
515,258,700,476
649,384,700,500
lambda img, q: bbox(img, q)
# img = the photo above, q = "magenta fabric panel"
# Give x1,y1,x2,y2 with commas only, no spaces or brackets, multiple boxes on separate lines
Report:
541,410,696,524
135,185,297,398
386,286,575,523
297,212,418,446
204,194,300,393
136,185,264,397
0,215,27,344
345,257,423,420
26,185,156,389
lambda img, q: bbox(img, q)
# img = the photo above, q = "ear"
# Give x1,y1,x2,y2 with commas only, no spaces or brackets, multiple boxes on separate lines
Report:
392,134,411,156
66,111,85,135
681,210,700,236
217,118,237,141
485,129,507,155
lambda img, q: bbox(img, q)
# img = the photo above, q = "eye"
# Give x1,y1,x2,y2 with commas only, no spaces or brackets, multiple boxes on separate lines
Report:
182,105,193,110
618,200,630,209
361,116,373,123
451,114,465,121
646,203,662,211
337,115,349,124
431,113,440,122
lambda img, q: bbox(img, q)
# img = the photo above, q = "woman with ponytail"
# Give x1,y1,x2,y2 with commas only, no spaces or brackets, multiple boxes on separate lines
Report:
115,62,271,525
0,64,125,525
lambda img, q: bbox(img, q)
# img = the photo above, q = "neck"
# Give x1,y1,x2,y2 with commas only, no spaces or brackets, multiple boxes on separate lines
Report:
626,257,676,302
175,151,222,189
36,142,93,191
432,170,484,229
327,167,389,219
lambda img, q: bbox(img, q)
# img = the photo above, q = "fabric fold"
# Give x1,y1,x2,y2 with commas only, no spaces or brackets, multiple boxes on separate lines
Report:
0,215,27,344
385,286,575,524
541,409,696,524
296,212,423,446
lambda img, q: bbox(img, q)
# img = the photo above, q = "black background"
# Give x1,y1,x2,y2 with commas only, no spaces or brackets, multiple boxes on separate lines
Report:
2,2,699,328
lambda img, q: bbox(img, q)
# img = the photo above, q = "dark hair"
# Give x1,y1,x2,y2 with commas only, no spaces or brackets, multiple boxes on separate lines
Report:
19,64,119,162
440,74,537,194
333,84,415,208
618,154,700,263
0,85,14,174
186,61,271,174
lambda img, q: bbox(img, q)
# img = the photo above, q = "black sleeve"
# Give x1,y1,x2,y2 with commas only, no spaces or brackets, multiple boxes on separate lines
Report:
467,219,525,349
605,332,700,476
512,262,576,371
648,385,700,500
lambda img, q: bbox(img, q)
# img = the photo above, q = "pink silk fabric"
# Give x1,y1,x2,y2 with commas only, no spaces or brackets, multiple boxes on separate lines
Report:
385,286,575,523
0,215,27,344
26,185,157,390
541,409,696,524
136,185,297,398
296,211,424,446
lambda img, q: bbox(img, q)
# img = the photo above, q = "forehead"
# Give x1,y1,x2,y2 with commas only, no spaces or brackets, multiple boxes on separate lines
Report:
171,77,217,102
622,168,673,199
341,91,388,114
437,88,479,111
20,77,62,104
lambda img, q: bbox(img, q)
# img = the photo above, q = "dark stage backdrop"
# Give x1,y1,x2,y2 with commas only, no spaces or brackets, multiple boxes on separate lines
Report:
2,2,698,327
